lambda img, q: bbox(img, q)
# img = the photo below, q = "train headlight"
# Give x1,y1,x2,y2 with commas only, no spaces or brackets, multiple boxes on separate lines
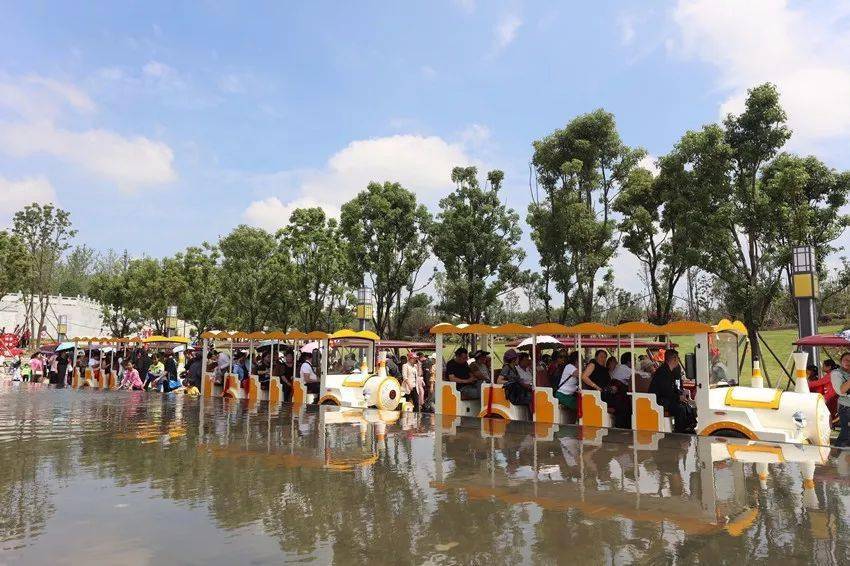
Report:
793,411,807,430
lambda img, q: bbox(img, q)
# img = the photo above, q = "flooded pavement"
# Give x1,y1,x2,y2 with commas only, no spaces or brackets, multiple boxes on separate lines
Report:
0,385,849,565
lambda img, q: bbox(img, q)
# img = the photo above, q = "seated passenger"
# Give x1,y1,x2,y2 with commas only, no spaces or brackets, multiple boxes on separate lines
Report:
555,352,579,423
497,349,531,406
610,352,645,390
469,349,491,383
648,349,696,433
581,350,610,392
516,352,534,386
545,350,566,388
343,353,357,373
581,350,631,428
446,348,481,400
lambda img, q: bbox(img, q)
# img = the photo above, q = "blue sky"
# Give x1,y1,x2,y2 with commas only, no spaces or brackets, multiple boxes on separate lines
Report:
2,0,850,294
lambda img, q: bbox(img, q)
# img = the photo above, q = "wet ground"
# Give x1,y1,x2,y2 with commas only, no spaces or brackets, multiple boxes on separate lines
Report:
0,384,849,565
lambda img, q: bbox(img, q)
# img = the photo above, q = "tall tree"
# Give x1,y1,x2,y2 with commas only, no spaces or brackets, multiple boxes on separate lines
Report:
12,203,76,346
529,109,643,322
219,225,287,332
614,166,697,323
431,166,526,325
174,243,225,337
0,231,28,300
88,251,142,337
660,83,848,363
277,208,349,332
124,257,187,334
340,181,433,338
760,153,850,303
53,244,97,297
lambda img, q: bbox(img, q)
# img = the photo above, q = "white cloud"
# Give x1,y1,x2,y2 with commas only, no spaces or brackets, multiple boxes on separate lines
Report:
494,14,522,53
0,74,95,120
0,74,177,191
459,123,492,150
242,133,478,230
638,153,660,176
672,0,850,147
0,175,56,225
0,122,176,189
243,197,340,233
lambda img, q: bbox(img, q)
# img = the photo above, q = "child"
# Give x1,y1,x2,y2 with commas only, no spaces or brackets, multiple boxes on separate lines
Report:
183,379,200,396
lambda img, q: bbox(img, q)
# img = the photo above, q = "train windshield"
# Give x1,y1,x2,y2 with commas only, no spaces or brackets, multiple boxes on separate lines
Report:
710,331,741,385
327,338,375,374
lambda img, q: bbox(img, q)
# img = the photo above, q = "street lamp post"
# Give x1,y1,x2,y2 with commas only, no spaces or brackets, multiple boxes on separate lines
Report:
356,286,373,332
165,305,178,338
57,315,68,341
792,245,819,366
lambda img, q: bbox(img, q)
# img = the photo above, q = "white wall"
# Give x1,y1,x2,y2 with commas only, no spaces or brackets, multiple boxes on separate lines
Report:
0,293,105,339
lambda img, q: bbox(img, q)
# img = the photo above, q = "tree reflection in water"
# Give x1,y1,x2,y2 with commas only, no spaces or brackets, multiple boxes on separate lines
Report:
0,386,848,564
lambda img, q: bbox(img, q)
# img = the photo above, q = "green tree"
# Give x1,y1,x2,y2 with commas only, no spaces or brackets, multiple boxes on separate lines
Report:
88,251,142,337
277,208,349,332
53,244,97,297
340,181,433,338
529,109,643,322
660,83,847,362
219,225,288,332
124,257,187,334
0,231,28,300
614,166,697,323
760,153,850,294
431,166,526,325
174,243,225,337
12,203,76,346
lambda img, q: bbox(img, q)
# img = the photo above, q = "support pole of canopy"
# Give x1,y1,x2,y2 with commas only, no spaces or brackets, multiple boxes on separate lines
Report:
201,336,209,397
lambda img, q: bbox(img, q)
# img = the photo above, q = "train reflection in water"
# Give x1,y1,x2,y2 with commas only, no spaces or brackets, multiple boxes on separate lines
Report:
1,388,849,564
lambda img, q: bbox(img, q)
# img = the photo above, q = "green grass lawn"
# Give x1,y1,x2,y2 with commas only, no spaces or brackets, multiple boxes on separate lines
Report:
439,325,845,388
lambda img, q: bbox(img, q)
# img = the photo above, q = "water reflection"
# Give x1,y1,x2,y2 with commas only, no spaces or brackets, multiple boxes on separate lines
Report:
0,385,848,564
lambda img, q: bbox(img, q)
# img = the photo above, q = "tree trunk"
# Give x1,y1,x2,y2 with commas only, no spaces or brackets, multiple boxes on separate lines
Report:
747,326,761,373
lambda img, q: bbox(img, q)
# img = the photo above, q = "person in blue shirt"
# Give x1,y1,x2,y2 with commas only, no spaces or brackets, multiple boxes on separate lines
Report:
232,351,248,389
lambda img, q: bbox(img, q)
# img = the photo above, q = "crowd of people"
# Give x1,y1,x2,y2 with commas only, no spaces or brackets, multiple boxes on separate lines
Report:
4,346,203,396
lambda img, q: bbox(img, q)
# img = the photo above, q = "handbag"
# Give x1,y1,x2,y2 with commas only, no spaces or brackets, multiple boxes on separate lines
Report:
504,380,532,406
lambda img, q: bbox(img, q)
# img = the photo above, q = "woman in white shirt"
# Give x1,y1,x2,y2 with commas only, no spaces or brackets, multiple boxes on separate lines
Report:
401,352,424,410
555,351,580,424
299,352,319,395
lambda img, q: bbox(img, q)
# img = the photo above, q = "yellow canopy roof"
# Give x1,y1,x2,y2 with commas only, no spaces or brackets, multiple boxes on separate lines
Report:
330,329,381,342
198,329,382,342
143,335,190,345
712,319,748,336
429,320,714,336
72,336,140,344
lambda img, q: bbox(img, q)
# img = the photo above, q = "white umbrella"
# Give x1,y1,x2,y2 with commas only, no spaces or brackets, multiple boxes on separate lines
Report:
516,335,562,350
300,341,320,353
